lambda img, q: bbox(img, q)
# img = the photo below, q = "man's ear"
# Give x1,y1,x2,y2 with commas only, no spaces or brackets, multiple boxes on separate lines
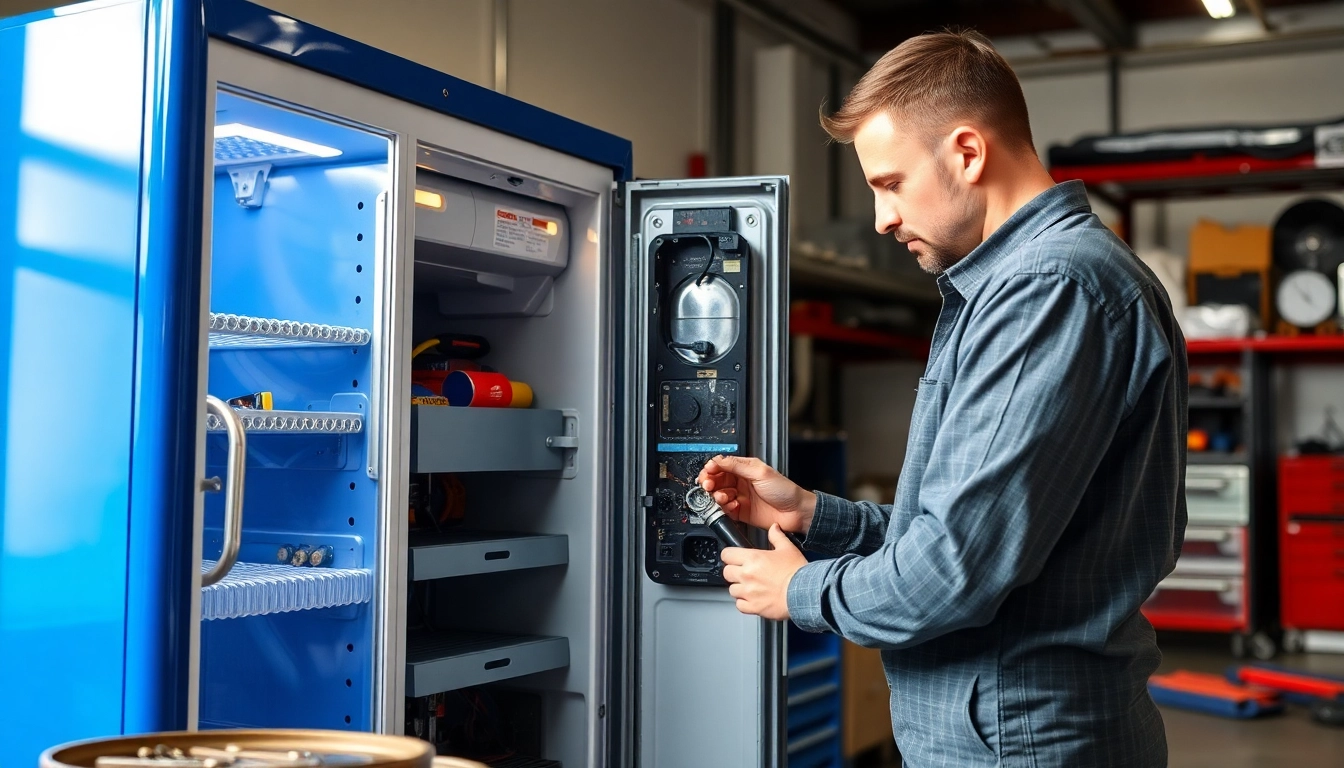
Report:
948,126,986,184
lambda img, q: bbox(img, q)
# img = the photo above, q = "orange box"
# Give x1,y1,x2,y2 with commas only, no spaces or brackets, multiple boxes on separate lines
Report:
1188,220,1272,329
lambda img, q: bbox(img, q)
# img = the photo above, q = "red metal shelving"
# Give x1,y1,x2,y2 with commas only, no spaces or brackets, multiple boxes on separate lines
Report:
1187,336,1344,354
788,302,931,357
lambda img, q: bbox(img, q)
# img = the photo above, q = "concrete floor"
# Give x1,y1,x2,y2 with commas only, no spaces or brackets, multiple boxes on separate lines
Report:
853,633,1344,767
1157,634,1344,768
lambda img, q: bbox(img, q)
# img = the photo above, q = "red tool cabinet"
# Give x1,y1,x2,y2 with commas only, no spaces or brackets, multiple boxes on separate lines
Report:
1280,456,1344,633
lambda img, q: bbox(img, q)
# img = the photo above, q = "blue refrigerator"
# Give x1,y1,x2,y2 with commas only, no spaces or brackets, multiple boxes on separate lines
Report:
0,1,791,765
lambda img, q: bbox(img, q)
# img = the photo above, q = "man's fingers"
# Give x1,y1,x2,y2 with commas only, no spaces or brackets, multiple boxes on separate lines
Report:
712,488,738,505
728,583,745,599
767,523,794,550
720,546,748,566
722,564,742,583
712,455,771,481
735,598,753,614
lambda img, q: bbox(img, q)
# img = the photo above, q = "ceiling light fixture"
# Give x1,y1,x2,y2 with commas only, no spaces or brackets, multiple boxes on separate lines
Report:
1202,0,1236,19
214,123,342,158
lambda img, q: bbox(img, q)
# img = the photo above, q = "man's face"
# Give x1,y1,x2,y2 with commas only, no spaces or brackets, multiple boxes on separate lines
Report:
853,111,984,275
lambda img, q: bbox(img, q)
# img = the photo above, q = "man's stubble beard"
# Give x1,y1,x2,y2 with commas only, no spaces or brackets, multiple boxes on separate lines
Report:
914,166,984,276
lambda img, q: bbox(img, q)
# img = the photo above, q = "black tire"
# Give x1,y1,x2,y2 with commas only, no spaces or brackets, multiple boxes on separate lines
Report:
1284,630,1305,654
1310,698,1344,727
1250,631,1278,661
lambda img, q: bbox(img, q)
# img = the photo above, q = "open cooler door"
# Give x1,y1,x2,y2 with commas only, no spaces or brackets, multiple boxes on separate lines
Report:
193,65,400,733
0,0,206,761
621,178,789,767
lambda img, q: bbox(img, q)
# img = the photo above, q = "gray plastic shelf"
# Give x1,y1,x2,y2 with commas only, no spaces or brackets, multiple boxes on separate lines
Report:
405,631,569,696
410,406,573,473
409,531,568,581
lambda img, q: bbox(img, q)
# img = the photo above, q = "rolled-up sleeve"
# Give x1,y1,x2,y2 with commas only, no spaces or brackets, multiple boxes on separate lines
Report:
799,491,891,557
787,274,1140,645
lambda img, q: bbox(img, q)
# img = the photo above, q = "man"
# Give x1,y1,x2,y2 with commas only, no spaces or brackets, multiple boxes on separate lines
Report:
699,30,1187,767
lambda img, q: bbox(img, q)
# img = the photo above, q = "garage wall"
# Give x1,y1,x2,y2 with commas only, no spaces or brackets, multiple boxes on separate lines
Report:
249,0,713,180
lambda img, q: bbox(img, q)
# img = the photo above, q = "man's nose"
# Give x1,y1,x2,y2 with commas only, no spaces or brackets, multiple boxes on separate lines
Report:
875,202,901,235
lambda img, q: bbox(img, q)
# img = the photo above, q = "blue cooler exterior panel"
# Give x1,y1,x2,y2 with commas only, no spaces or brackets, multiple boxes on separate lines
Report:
1,0,633,759
0,0,206,762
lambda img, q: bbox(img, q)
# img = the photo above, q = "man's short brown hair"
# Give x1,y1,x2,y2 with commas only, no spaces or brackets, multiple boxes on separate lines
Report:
821,29,1034,150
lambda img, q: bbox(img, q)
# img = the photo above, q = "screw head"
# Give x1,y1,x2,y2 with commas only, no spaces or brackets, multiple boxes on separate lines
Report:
652,570,660,578
746,215,757,226
441,88,450,97
657,363,664,371
734,363,742,371
652,217,663,228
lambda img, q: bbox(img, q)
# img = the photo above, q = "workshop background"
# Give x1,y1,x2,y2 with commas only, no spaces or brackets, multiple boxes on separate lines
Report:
6,0,1344,765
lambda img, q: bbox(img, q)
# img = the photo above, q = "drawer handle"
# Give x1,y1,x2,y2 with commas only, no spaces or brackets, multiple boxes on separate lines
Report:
1187,478,1231,494
1155,577,1233,592
484,550,511,561
484,657,511,670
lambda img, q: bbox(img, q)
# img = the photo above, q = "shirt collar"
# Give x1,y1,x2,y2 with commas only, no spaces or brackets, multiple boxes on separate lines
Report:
938,180,1092,297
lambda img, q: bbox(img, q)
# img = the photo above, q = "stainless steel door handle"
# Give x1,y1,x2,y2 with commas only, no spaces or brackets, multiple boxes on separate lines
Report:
202,394,246,587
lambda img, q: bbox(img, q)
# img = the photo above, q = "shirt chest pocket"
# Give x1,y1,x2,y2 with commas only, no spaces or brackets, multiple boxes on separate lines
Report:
909,377,950,451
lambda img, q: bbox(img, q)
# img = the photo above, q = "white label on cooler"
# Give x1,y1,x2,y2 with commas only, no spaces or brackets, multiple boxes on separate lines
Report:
493,207,555,257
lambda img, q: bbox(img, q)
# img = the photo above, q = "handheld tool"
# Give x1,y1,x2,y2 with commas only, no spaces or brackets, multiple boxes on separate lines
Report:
685,486,753,549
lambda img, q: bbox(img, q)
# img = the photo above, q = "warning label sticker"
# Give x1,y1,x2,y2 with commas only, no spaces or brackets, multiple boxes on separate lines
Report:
493,208,555,257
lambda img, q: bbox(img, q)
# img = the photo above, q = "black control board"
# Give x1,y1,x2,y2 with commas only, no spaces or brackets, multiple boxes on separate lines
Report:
644,209,750,586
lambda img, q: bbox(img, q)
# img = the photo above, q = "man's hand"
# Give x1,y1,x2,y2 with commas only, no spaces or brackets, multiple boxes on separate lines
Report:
697,456,817,536
721,525,808,620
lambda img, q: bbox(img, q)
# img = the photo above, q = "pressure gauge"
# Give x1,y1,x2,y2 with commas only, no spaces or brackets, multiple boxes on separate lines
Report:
1276,269,1338,328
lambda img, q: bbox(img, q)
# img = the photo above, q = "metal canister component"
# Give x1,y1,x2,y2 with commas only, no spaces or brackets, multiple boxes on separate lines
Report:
277,544,297,564
307,545,335,568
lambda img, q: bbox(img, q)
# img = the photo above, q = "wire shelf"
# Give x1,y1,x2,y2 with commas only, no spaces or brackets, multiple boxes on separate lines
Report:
206,408,363,434
200,561,373,620
208,312,371,348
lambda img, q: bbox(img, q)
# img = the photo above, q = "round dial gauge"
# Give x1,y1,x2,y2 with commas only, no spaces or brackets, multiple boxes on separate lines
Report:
1276,269,1338,328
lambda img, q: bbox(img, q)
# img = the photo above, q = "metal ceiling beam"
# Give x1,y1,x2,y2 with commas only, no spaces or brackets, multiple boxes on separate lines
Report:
1245,0,1277,33
720,0,868,71
1051,0,1136,50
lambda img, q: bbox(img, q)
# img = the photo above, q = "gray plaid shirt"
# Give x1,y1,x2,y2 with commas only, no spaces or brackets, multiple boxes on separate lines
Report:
787,181,1188,767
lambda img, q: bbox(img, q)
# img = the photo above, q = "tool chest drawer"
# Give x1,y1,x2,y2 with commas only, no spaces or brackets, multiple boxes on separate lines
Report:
1280,456,1344,514
1280,516,1344,631
1172,525,1246,578
1143,576,1246,633
1187,465,1250,525
1281,518,1344,560
1281,573,1344,631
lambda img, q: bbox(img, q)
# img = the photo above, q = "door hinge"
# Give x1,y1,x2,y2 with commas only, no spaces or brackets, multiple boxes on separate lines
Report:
545,409,581,479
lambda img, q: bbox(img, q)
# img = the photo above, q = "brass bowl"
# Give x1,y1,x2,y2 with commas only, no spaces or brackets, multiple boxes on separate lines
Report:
40,729,434,768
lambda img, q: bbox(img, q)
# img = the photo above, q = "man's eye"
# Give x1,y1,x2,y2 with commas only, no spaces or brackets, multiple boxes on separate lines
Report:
886,183,900,192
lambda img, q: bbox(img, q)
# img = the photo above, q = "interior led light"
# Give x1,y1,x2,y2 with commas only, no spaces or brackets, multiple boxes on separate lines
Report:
544,220,559,236
1201,0,1236,19
213,123,342,158
415,188,445,209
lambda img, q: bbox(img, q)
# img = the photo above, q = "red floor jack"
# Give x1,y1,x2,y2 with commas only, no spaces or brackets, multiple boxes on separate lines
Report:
1148,670,1283,719
1226,664,1344,726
